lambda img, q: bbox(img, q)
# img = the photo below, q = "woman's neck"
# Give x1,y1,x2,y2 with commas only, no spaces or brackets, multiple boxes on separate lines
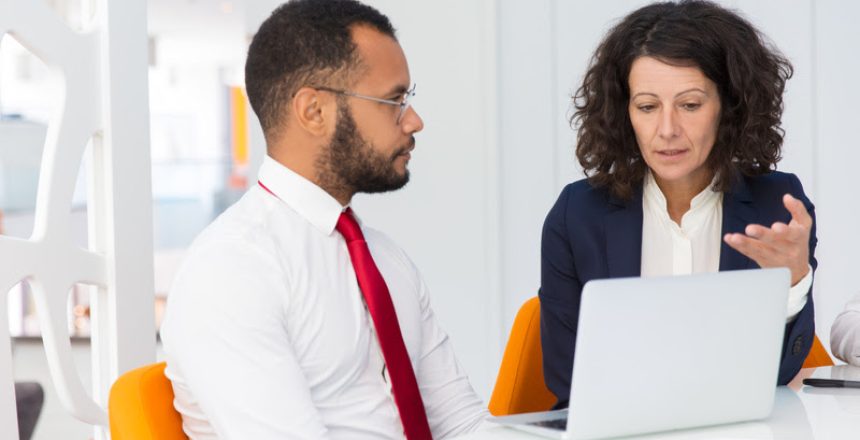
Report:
653,170,714,225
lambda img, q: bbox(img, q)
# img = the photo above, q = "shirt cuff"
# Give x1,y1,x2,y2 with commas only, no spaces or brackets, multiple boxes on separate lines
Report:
831,310,860,366
786,264,813,322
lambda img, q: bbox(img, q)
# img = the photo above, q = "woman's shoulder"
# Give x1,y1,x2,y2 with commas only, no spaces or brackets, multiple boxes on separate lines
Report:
557,177,614,206
744,170,801,186
546,177,619,226
741,170,809,199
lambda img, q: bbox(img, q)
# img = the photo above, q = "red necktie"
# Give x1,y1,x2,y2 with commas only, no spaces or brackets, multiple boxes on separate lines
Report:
336,208,433,440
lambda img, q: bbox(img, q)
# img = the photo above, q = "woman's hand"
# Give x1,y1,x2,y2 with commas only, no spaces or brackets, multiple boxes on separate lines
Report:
724,194,812,286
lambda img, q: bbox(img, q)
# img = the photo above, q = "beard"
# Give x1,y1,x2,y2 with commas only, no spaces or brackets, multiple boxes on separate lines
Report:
317,102,412,197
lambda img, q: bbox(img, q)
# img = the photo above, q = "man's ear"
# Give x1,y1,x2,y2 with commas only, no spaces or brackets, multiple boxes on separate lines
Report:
291,87,333,137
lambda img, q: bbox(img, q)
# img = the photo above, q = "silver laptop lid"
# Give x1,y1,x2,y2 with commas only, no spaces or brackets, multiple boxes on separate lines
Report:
567,268,790,440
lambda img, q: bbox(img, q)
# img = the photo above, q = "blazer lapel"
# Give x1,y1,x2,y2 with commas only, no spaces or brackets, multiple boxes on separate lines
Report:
605,187,644,278
719,175,759,271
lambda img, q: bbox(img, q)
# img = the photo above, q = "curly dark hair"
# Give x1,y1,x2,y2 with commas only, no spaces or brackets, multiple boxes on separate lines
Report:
572,0,793,200
245,0,395,141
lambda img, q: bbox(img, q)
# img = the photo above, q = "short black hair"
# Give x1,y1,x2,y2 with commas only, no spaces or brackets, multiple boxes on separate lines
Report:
245,0,396,139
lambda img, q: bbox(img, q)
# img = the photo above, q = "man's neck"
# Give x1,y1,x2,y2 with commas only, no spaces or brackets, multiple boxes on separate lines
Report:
268,148,353,207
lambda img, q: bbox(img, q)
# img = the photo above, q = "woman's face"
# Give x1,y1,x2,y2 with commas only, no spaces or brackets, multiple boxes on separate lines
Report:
628,56,721,191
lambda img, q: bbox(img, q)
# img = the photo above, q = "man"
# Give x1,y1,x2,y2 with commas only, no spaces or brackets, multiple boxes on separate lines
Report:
831,294,860,367
159,1,488,438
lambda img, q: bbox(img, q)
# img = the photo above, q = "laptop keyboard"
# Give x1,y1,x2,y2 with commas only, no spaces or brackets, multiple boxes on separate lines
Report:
530,418,567,431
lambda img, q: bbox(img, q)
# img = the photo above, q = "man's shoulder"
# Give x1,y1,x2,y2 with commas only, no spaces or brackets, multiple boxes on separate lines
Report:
360,225,424,290
188,189,283,259
168,191,286,301
361,226,413,265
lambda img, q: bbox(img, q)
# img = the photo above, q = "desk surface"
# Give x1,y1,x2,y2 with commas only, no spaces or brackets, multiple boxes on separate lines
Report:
454,366,860,439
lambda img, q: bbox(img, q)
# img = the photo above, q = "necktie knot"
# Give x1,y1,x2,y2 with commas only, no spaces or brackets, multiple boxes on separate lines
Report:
336,208,364,243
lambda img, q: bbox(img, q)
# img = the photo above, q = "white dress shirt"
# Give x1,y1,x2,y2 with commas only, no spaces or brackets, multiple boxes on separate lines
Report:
831,294,860,366
640,172,811,320
160,156,488,440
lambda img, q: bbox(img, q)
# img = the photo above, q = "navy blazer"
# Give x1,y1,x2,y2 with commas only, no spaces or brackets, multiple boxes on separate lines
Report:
539,171,817,407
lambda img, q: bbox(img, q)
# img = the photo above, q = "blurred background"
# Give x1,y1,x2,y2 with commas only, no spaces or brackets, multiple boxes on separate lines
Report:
2,1,858,438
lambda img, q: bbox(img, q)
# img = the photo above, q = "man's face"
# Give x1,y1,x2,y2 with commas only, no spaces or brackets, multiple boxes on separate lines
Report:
324,101,414,193
319,25,424,196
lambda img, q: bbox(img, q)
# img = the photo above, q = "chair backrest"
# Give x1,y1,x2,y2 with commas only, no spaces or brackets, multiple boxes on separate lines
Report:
109,362,187,440
488,297,556,416
488,296,833,416
15,382,44,440
802,335,834,369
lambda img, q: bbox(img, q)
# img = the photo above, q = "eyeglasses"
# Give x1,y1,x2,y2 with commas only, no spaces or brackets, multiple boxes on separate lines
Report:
314,83,416,124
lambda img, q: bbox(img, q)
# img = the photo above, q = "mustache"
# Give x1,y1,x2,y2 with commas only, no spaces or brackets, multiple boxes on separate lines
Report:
392,136,416,159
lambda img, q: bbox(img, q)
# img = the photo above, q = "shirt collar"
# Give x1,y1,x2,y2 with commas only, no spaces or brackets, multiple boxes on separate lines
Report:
256,155,349,236
643,170,721,223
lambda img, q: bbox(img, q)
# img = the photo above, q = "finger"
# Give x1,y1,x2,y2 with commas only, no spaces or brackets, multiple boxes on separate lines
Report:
786,221,811,245
770,222,789,234
765,222,810,266
783,194,813,228
724,233,773,262
767,223,810,268
769,222,801,244
745,224,782,244
726,233,791,269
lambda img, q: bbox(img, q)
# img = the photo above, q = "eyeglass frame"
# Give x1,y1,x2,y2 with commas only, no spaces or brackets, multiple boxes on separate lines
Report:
311,83,416,124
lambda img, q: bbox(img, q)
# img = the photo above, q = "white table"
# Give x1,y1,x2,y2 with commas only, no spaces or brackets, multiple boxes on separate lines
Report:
454,366,860,439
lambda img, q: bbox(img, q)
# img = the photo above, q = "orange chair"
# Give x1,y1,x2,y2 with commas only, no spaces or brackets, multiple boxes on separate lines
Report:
109,362,187,440
802,335,834,369
489,296,834,416
489,297,556,416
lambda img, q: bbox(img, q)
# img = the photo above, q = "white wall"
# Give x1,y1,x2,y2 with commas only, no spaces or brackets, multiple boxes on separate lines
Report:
812,0,860,357
496,1,560,335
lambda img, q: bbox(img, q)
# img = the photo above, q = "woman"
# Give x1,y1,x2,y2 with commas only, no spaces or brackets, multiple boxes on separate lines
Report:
540,0,817,407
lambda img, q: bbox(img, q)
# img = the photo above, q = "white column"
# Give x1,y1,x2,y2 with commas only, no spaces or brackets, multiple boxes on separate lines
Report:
90,0,156,437
0,1,154,438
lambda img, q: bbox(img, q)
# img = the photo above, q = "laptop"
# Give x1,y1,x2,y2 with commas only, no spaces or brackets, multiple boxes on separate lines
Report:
493,268,790,439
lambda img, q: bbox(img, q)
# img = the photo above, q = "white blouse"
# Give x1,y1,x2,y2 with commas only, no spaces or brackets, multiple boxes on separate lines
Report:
640,172,811,321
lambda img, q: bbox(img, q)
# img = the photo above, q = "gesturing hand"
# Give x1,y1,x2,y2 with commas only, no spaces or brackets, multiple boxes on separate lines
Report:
724,194,812,286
